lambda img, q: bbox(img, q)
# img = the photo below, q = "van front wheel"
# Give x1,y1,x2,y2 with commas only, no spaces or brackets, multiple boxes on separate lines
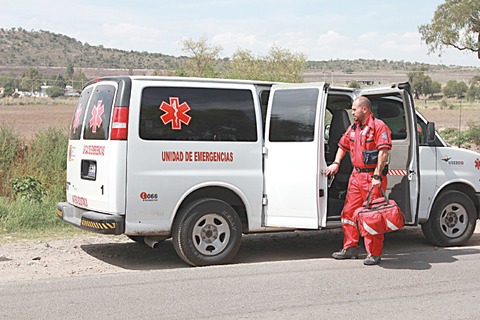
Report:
421,190,476,246
172,198,242,266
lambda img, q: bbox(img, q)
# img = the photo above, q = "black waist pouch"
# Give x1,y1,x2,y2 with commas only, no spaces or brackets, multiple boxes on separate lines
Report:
363,150,378,165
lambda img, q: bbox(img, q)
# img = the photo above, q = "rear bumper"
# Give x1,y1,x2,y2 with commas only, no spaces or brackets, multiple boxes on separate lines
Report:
56,202,124,235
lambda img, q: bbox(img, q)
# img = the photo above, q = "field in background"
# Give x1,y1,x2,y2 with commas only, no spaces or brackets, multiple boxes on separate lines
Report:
0,104,74,141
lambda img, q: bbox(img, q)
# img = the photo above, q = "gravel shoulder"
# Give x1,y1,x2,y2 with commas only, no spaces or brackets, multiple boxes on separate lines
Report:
0,235,138,282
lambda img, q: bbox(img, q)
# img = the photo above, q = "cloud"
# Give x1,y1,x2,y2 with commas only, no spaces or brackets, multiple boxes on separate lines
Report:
317,30,347,45
359,32,379,42
212,33,260,55
379,32,422,54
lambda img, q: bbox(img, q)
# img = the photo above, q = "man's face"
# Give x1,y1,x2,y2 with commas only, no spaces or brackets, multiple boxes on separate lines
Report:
352,100,366,122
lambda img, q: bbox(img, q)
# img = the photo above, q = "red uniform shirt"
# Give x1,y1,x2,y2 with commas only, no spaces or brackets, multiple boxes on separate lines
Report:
338,114,392,169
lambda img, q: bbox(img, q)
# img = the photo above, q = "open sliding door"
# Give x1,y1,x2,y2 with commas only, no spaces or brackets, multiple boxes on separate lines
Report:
263,83,328,229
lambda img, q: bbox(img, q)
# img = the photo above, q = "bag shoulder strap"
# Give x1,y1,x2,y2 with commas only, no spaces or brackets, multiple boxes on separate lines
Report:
364,186,389,208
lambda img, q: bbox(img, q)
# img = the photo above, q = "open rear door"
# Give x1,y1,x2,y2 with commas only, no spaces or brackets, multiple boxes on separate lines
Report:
263,83,328,229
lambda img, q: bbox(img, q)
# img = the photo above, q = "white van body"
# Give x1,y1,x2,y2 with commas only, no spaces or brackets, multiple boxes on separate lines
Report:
57,76,480,266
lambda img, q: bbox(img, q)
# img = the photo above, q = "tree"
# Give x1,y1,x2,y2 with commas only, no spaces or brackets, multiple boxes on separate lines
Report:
467,75,480,101
348,80,361,89
0,72,18,96
66,63,74,79
49,74,66,88
466,83,480,101
72,69,88,91
229,49,263,80
443,80,468,98
419,0,480,59
265,45,306,83
426,81,442,97
407,68,434,97
180,35,222,78
46,86,65,98
228,45,306,82
21,67,43,93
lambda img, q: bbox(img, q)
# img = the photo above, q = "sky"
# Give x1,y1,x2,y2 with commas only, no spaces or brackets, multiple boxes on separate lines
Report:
1,0,479,67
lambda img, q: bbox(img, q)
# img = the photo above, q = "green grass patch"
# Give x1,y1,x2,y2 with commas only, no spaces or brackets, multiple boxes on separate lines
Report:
0,197,67,232
0,124,69,237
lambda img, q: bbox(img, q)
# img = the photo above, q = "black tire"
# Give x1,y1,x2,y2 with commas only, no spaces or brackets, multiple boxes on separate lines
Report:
172,198,242,266
421,190,477,246
127,235,145,244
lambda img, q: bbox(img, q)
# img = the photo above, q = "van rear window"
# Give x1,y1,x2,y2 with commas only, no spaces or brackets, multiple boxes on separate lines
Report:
83,85,115,140
69,88,92,140
139,87,257,141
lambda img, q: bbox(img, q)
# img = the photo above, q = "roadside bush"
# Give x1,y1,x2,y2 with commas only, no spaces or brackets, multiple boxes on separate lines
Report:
440,122,480,149
466,121,480,147
0,126,20,170
28,127,68,200
439,128,469,147
46,86,65,98
10,175,47,203
0,126,23,196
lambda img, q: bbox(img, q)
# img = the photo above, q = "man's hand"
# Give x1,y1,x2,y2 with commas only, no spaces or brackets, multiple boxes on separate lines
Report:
326,162,340,176
372,176,381,188
326,149,346,177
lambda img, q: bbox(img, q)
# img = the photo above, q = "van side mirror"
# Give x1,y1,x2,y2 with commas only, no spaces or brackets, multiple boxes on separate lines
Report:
426,122,436,144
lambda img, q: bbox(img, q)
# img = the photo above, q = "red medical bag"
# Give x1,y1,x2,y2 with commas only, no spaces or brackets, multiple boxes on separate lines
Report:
355,187,405,236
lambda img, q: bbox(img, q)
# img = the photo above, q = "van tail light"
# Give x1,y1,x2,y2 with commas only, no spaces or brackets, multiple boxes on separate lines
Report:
111,107,129,140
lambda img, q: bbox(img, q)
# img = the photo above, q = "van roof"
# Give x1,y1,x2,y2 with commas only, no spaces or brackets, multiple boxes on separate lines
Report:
87,76,279,88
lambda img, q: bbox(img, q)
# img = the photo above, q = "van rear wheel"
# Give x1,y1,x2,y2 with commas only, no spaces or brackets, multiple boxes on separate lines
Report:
172,198,242,266
421,190,476,246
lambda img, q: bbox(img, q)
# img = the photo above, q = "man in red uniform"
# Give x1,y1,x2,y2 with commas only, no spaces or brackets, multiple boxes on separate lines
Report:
326,96,392,265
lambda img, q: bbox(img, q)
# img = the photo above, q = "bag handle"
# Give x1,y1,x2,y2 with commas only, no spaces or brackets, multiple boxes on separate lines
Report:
364,186,389,208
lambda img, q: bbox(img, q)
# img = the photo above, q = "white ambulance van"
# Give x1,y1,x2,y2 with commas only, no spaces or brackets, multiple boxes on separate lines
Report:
57,76,480,266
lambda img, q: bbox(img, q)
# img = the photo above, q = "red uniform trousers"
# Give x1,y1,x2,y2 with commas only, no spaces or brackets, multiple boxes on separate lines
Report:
341,170,387,256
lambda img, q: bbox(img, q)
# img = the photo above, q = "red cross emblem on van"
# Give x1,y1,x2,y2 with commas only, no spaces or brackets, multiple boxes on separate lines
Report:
159,97,192,130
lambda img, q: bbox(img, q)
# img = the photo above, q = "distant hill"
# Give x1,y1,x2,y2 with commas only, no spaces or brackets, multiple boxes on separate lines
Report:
0,28,181,71
0,27,478,77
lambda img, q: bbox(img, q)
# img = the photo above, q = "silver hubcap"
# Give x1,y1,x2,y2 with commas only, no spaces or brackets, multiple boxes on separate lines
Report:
192,213,230,256
440,202,468,238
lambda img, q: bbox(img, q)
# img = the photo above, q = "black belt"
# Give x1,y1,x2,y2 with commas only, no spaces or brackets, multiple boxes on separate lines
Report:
354,167,375,173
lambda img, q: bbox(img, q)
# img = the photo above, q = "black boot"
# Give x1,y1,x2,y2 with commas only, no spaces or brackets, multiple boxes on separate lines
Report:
363,254,381,265
332,247,358,260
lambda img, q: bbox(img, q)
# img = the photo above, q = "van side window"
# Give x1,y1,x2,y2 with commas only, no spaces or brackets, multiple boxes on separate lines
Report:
416,116,428,145
269,88,318,142
371,98,407,140
139,87,257,141
83,85,115,140
69,88,92,140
